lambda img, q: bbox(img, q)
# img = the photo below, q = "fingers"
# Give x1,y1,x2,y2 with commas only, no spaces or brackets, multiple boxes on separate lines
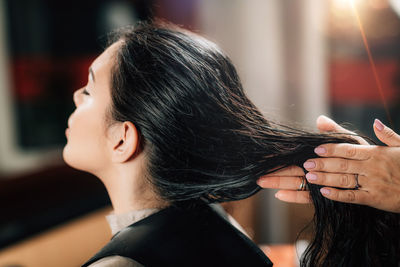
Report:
305,172,362,188
258,166,308,204
304,158,363,174
316,115,369,145
275,190,311,204
319,187,370,205
373,119,400,147
257,176,304,190
314,143,371,160
316,115,342,133
262,165,305,177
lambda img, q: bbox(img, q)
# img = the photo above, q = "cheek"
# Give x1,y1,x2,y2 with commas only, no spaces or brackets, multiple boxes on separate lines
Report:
63,106,109,172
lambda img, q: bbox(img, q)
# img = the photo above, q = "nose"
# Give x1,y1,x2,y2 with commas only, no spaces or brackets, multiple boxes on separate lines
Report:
73,88,83,107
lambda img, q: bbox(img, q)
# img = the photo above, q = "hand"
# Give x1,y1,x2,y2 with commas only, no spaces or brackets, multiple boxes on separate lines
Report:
304,119,400,213
257,165,309,203
257,115,365,203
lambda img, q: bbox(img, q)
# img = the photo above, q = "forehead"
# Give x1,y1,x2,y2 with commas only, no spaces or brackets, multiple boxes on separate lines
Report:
90,41,122,73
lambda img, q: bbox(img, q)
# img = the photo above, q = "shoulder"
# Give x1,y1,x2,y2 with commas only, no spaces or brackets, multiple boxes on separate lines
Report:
87,255,144,267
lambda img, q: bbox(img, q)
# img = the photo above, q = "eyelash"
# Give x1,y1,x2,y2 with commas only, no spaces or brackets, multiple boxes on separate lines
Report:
82,88,90,95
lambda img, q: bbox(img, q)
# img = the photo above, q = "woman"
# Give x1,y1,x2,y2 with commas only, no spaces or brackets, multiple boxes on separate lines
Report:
64,22,399,266
65,22,272,267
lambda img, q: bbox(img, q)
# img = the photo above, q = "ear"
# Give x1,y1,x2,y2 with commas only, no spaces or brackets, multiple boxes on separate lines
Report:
108,121,140,163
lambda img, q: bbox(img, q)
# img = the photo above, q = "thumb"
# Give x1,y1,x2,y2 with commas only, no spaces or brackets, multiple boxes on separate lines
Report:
373,119,400,147
316,115,340,133
316,115,368,145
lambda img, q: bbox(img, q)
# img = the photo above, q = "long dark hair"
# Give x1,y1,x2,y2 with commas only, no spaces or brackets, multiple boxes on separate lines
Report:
106,22,400,266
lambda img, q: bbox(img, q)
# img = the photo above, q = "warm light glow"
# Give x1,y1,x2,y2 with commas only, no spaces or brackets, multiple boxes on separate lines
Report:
330,0,361,25
331,0,360,11
330,0,362,19
330,0,395,127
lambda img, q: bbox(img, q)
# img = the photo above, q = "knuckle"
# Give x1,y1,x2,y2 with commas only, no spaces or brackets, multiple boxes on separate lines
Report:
360,149,370,160
339,174,350,187
386,129,395,139
329,189,339,199
326,144,334,155
270,179,280,188
317,160,324,170
288,165,297,172
340,159,349,171
346,146,357,158
294,167,305,176
345,191,356,202
318,172,326,182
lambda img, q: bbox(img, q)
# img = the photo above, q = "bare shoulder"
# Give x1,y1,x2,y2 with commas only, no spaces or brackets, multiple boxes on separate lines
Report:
87,255,144,267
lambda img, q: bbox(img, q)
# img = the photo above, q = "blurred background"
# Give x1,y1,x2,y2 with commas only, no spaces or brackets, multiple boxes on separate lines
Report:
0,0,399,266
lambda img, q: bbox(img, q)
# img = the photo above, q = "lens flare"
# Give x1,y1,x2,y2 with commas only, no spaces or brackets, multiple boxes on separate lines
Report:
350,0,394,127
331,0,360,11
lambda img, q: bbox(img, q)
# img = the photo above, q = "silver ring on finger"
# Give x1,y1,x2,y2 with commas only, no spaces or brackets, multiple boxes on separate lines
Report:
298,176,307,191
354,173,361,190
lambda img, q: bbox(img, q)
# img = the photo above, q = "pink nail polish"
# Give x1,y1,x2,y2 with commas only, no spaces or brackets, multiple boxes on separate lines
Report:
303,161,316,169
374,119,384,131
320,188,330,195
306,173,317,181
314,147,326,155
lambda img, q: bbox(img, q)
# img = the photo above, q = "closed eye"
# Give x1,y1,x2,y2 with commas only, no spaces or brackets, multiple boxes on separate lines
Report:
82,88,90,95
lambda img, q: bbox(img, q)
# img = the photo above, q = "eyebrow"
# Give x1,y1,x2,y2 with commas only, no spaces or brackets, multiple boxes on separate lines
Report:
89,67,96,82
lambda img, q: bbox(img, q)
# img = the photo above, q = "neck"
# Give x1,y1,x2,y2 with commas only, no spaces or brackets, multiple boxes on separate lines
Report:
97,155,168,215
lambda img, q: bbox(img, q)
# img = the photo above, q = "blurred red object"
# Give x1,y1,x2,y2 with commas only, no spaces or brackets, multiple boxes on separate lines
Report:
11,56,95,102
330,59,399,105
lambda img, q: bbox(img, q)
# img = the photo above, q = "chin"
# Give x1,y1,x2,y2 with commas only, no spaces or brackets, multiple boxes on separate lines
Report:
62,144,83,171
62,144,104,177
62,145,75,167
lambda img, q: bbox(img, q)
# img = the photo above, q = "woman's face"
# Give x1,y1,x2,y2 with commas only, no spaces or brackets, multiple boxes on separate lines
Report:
63,42,121,174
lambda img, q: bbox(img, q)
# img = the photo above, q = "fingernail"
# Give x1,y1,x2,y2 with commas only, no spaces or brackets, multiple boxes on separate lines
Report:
303,161,316,169
374,119,384,131
320,188,330,195
306,173,317,181
314,146,326,155
275,192,281,198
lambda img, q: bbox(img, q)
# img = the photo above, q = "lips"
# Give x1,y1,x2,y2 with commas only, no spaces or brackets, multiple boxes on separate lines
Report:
66,115,73,137
67,113,75,129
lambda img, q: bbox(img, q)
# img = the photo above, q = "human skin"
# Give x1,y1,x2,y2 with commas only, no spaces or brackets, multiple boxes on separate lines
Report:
257,115,400,213
63,41,166,215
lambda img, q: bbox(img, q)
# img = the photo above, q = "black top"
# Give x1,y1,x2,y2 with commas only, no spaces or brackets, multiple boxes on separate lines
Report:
82,202,273,267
